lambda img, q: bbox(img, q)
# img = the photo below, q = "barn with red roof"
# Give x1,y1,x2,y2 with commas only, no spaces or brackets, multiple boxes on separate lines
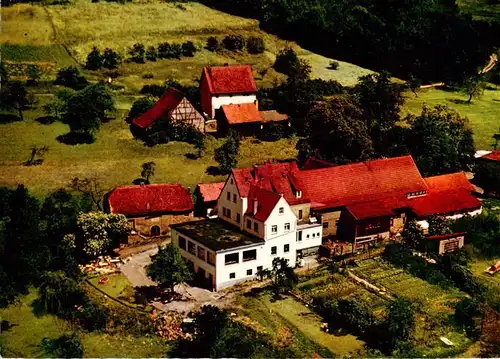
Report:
200,64,258,119
132,87,204,133
105,183,194,239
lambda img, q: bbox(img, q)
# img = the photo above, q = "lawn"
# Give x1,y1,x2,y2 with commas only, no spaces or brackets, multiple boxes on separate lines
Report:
88,273,133,298
236,293,365,357
0,290,168,358
402,86,500,150
0,96,298,197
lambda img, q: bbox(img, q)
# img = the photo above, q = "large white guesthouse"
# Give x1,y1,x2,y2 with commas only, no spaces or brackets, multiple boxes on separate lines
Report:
171,163,323,291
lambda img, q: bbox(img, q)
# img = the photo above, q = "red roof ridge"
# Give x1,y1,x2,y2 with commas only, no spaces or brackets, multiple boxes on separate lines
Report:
132,87,185,129
481,149,500,161
203,65,257,95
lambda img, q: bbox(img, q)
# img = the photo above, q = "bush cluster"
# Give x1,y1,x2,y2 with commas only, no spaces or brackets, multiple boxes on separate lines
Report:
85,47,121,70
206,35,265,54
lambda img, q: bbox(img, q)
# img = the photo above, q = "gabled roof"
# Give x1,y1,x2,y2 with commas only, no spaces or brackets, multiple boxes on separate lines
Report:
231,161,305,205
347,200,395,220
222,103,261,125
202,65,257,95
196,182,225,203
424,172,475,193
132,88,185,129
295,156,428,210
481,149,500,162
259,110,288,123
409,189,481,217
301,157,335,170
106,184,193,216
245,185,282,222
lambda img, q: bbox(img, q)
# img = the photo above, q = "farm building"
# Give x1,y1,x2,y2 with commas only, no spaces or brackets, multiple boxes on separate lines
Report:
104,184,195,242
200,64,257,119
194,182,225,217
132,87,205,133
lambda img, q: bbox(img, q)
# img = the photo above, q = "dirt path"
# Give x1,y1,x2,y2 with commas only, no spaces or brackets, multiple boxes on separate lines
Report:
120,248,157,287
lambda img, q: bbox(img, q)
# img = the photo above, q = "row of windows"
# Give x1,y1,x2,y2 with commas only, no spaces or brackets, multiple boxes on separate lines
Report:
229,265,263,279
178,236,216,265
271,222,291,234
246,218,259,233
226,191,237,203
225,249,257,265
407,190,427,198
296,231,321,241
271,244,290,255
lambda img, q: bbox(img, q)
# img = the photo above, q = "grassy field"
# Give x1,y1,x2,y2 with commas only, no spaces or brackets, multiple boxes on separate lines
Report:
0,290,167,358
88,273,133,298
402,87,500,150
458,0,500,21
0,95,297,197
236,293,365,357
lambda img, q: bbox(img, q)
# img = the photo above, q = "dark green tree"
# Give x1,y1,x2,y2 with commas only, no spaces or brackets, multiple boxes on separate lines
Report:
41,333,84,358
297,96,373,164
406,105,475,176
129,43,146,63
147,243,192,293
0,60,8,84
181,41,197,57
385,298,415,349
55,66,88,89
206,37,219,52
0,82,29,121
354,71,404,156
193,132,206,158
85,47,103,70
102,48,121,69
402,219,425,249
145,46,158,61
428,215,453,235
64,84,115,136
246,36,265,54
267,257,298,296
406,74,421,98
214,131,240,173
462,75,485,103
337,298,374,334
222,35,244,51
454,297,482,338
43,89,73,122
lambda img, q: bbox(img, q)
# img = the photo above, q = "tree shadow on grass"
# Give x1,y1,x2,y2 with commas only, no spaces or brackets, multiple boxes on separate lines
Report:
206,166,225,176
35,116,56,125
1,320,18,332
0,114,21,124
31,297,48,317
447,98,471,105
184,153,199,160
56,132,95,145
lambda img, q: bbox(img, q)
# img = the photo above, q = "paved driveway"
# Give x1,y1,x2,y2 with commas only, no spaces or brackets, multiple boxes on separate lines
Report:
120,247,157,287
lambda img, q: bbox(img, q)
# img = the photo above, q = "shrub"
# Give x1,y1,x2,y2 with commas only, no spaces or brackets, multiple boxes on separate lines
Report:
129,43,145,63
27,64,42,85
145,46,158,61
158,42,182,59
41,333,84,358
274,48,300,75
85,47,103,70
246,36,265,54
182,41,197,57
140,84,166,97
329,60,339,70
128,96,157,120
260,122,285,141
55,66,88,89
102,48,121,69
222,35,244,51
142,73,154,79
206,37,219,52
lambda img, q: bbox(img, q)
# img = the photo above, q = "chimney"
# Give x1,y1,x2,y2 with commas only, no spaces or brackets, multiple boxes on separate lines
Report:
253,198,258,214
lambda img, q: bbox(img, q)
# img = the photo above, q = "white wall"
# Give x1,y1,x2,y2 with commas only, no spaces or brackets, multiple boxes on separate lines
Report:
217,174,247,230
263,197,297,240
296,223,323,250
172,230,216,277
210,94,257,117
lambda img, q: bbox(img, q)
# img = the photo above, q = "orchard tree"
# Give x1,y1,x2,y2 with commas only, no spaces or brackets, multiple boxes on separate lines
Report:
267,257,298,296
181,41,197,57
0,82,29,121
246,36,265,54
206,37,219,52
102,48,121,69
86,47,103,70
146,46,158,61
76,212,129,257
25,145,49,166
129,43,146,63
64,84,115,136
55,66,88,89
214,131,240,173
406,105,475,176
69,176,106,210
147,243,192,293
406,74,421,97
140,161,156,184
462,75,485,103
297,96,373,164
42,89,73,121
385,298,416,349
193,132,206,158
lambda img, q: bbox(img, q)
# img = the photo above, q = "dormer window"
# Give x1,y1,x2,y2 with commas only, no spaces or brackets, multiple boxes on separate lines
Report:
296,191,302,198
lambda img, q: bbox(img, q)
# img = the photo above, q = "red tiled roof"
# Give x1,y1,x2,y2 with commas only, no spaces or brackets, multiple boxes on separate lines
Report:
106,184,193,216
259,110,288,123
203,65,257,95
481,149,500,162
409,189,481,217
301,157,335,170
132,88,185,129
232,161,304,205
426,232,466,241
347,201,395,220
245,185,282,222
424,172,475,193
222,103,261,125
196,182,225,203
295,156,428,210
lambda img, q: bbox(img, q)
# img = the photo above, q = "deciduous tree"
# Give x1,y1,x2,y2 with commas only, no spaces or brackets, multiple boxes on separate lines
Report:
69,176,106,210
385,298,415,349
402,219,425,249
55,66,88,89
266,257,298,295
428,215,453,235
214,130,240,173
140,161,156,184
129,43,146,63
147,243,192,293
128,96,156,120
86,47,103,70
462,75,485,103
25,145,48,166
0,82,29,121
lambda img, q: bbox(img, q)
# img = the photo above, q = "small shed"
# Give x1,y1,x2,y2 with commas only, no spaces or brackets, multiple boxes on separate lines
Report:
423,232,466,255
